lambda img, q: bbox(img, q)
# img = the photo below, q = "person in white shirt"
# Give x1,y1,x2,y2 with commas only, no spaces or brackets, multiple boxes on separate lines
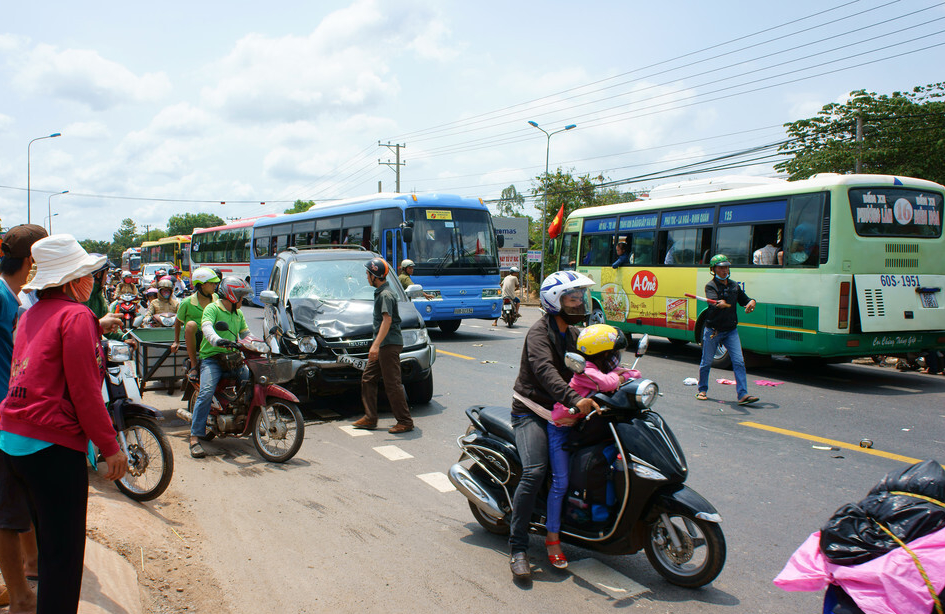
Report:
493,267,521,326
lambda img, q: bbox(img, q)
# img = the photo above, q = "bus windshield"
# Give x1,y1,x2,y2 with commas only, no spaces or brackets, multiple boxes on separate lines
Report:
405,208,498,272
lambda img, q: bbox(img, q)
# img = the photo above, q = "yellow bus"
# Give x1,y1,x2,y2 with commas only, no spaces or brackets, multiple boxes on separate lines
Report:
140,235,192,279
554,174,944,367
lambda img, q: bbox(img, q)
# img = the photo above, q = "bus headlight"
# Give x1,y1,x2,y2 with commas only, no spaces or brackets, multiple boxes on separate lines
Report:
298,336,318,354
481,288,501,299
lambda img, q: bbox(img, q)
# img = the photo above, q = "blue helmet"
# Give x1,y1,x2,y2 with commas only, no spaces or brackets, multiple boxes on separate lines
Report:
539,270,594,315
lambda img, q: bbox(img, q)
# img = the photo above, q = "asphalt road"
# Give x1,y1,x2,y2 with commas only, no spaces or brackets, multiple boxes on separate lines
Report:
143,304,945,613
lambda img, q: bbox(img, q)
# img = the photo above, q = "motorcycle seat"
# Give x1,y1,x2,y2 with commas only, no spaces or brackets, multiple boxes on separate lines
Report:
477,406,515,443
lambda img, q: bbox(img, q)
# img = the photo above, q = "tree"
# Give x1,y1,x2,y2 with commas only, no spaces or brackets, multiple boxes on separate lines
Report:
776,82,945,185
284,200,315,215
137,229,168,243
166,213,225,236
495,185,526,217
79,239,112,257
111,218,139,258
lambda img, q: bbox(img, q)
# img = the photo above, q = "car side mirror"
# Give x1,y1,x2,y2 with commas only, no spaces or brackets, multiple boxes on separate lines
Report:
214,321,230,332
405,284,425,299
635,334,649,357
496,233,505,248
564,352,586,374
259,290,279,306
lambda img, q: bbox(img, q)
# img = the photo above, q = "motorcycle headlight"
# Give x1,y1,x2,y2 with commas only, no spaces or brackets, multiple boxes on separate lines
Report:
298,336,318,354
107,341,133,363
634,380,658,408
402,328,430,348
244,339,270,354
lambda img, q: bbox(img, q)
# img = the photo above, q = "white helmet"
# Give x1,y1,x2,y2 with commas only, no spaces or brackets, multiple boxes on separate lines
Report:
509,266,519,273
192,267,220,286
400,259,415,269
539,270,594,318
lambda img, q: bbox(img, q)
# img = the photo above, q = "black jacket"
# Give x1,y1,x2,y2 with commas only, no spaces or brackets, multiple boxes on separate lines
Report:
703,277,752,333
512,315,583,416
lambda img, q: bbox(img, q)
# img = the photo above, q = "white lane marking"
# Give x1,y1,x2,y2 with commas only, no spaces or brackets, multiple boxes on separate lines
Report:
567,558,648,600
469,325,482,328
339,425,373,437
879,384,921,393
373,445,414,461
418,472,455,492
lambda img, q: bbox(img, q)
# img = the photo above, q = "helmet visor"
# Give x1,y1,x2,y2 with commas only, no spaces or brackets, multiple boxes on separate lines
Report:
560,288,591,317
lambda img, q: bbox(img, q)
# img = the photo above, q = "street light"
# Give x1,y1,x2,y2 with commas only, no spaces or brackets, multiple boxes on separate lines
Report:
27,132,62,224
47,190,68,233
527,120,576,283
44,213,59,232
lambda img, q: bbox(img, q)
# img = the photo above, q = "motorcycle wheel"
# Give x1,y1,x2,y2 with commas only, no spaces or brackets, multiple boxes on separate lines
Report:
251,399,304,463
467,466,510,535
504,312,514,328
643,512,726,588
114,417,174,502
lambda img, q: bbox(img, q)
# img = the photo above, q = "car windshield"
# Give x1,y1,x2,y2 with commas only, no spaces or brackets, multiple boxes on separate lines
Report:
144,263,171,274
284,259,407,302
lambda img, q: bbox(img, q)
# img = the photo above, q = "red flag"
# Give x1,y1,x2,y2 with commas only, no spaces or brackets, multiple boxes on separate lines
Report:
547,204,565,238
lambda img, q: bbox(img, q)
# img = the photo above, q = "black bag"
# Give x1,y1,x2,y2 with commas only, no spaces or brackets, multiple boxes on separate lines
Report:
216,351,244,372
568,443,617,505
566,413,611,449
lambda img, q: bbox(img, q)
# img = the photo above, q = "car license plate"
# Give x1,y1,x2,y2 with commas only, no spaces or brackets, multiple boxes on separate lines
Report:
920,292,939,308
454,307,474,314
338,355,367,370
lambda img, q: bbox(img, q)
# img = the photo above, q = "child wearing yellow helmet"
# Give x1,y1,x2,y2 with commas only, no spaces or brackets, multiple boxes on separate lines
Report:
543,324,640,569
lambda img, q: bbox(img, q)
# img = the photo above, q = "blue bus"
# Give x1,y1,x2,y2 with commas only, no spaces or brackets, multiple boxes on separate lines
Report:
249,193,504,332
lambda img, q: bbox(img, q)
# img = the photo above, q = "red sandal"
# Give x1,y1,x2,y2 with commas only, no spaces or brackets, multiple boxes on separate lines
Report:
545,539,568,569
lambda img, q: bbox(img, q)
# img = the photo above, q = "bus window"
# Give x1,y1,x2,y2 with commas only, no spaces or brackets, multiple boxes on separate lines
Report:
254,227,271,258
579,234,613,267
785,194,824,267
558,233,579,270
661,228,709,265
716,225,751,265
630,231,655,265
751,225,782,265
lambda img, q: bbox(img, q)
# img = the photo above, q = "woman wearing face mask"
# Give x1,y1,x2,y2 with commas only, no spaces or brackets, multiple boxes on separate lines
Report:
0,235,127,614
695,254,759,406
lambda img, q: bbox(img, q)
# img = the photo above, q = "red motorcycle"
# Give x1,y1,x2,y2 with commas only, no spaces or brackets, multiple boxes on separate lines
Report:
177,323,304,463
500,297,520,327
115,293,140,331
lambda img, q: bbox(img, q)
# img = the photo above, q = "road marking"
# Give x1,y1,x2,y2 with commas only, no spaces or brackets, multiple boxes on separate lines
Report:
373,445,414,461
567,558,648,600
878,384,922,393
417,472,455,492
436,349,476,360
338,425,373,437
740,421,928,465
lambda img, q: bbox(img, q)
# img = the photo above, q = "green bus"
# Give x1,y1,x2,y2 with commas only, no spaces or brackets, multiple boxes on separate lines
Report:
554,174,945,366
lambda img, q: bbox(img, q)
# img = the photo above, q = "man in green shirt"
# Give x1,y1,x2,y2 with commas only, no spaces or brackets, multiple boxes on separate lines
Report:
353,258,414,434
171,267,220,380
188,276,252,458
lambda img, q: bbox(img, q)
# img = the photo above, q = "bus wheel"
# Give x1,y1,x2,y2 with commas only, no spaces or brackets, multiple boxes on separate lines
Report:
438,319,461,334
588,304,606,326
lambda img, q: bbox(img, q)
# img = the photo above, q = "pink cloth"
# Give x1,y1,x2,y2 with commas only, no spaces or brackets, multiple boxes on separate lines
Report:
716,378,737,385
755,380,784,386
551,363,639,423
774,528,945,614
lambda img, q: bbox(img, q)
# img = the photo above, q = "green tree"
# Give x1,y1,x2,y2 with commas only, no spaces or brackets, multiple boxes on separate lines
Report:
111,218,138,257
137,228,168,243
166,213,225,236
79,239,112,256
284,200,315,214
776,82,945,185
495,185,526,217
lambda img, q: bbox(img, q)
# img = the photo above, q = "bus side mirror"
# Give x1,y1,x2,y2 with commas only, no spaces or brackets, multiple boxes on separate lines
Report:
548,238,557,253
402,227,413,243
496,234,505,248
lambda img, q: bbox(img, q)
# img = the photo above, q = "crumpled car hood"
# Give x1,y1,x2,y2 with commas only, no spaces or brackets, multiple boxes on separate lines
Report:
287,297,423,338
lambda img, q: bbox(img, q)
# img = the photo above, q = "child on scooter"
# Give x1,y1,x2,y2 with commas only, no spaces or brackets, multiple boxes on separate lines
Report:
546,324,639,569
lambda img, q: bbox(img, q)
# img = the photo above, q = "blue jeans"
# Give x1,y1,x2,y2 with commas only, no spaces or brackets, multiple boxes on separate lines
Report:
191,356,250,437
509,412,548,554
545,423,571,534
698,327,748,400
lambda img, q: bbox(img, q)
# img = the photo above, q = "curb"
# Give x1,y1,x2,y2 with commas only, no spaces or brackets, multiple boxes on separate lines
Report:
80,538,143,614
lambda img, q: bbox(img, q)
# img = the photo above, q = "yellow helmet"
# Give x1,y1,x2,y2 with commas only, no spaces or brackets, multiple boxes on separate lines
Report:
576,324,627,357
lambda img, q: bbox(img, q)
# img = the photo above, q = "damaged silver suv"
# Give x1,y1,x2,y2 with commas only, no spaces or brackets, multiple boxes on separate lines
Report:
259,245,435,404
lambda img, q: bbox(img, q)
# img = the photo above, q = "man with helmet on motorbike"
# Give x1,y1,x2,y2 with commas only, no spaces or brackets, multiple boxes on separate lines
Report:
493,266,521,326
352,257,414,434
398,259,433,300
167,267,186,295
144,278,180,323
172,268,220,384
115,272,138,298
696,254,759,406
188,276,252,458
507,270,600,581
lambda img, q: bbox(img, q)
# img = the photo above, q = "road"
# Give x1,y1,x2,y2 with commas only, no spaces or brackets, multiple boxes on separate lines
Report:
138,304,945,613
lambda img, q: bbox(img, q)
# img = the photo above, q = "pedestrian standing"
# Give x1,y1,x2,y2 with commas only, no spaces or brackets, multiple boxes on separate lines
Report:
353,258,414,434
696,254,759,405
0,235,127,614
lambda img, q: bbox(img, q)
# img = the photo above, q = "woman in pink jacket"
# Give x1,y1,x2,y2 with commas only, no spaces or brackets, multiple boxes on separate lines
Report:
0,235,126,614
546,324,638,569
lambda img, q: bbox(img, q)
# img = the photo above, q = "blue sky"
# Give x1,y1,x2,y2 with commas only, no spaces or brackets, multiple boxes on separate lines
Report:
2,0,943,240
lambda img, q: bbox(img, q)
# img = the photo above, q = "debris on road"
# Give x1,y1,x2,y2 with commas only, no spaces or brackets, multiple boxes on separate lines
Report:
683,377,698,386
754,380,784,386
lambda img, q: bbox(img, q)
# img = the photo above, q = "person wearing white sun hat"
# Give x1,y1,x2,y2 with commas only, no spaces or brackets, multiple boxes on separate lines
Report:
0,234,127,614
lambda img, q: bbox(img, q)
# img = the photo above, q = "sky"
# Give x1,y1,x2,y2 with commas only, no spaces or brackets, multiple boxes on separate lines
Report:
1,0,943,241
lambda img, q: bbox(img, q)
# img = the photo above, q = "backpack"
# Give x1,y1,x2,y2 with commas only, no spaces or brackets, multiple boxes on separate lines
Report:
568,443,618,505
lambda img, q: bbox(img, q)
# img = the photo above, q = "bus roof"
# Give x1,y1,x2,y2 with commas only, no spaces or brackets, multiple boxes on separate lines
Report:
193,215,277,234
253,192,488,229
141,235,191,248
567,173,945,220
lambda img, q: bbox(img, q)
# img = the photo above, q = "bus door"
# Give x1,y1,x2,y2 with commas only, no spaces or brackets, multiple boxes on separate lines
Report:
382,228,403,273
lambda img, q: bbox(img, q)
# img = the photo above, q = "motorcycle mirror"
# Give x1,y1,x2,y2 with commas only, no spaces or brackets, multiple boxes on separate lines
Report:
564,352,586,374
635,334,649,357
214,321,231,332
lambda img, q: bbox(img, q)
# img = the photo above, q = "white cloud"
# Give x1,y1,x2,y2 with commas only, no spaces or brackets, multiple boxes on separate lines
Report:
0,113,13,132
63,121,110,139
12,43,172,111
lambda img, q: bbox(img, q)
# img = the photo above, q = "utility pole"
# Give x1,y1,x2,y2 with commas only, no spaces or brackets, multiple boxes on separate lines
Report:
855,115,864,174
378,142,406,193
145,225,150,241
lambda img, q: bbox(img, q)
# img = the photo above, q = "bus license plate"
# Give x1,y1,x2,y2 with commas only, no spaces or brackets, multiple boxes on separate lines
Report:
338,355,367,370
920,293,939,308
454,308,474,314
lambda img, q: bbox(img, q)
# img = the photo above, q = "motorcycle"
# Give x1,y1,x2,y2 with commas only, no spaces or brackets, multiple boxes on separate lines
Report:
115,293,140,331
137,312,177,328
501,298,520,327
176,322,305,463
94,337,174,501
448,335,726,587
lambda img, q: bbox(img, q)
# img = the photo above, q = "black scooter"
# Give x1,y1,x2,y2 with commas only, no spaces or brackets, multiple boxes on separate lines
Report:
448,335,726,587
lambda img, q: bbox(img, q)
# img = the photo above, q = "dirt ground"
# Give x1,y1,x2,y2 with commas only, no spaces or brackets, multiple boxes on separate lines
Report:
85,474,231,614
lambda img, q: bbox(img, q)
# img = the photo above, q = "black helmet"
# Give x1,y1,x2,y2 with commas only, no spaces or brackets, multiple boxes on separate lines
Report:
217,276,252,304
364,257,389,279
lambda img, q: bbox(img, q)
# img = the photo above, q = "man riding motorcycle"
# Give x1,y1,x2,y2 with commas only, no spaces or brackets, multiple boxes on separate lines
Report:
168,267,187,295
144,278,180,324
508,270,599,581
171,268,220,380
115,272,138,297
